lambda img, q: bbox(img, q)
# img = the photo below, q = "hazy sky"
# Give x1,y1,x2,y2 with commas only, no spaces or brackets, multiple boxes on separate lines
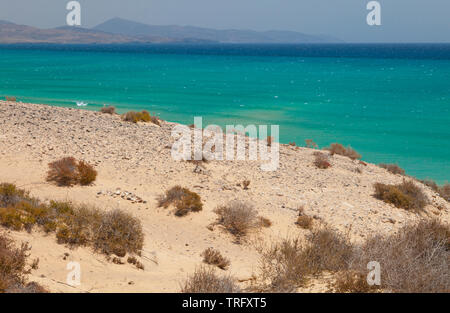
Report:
1,0,449,42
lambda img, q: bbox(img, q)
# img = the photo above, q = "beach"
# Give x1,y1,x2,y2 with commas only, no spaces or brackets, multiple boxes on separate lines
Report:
0,100,448,292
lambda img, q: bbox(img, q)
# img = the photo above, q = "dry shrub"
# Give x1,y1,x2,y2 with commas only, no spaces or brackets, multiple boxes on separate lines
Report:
305,139,318,149
303,228,353,274
56,206,102,247
158,186,203,217
0,233,47,293
47,157,97,186
420,180,450,202
374,180,428,212
181,266,240,293
5,96,16,102
242,180,250,190
92,209,144,257
0,183,34,208
334,270,378,293
379,163,405,175
260,238,309,292
266,136,273,147
288,142,296,147
77,160,97,185
325,143,361,160
347,219,449,293
296,215,313,229
314,152,331,169
123,111,161,125
100,106,116,114
438,184,450,202
0,184,144,259
260,226,353,292
202,248,230,270
214,201,258,238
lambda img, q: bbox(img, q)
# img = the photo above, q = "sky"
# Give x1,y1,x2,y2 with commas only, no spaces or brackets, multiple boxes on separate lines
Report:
0,0,449,43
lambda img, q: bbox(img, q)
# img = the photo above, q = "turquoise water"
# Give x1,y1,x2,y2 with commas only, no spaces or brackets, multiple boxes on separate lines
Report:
0,45,449,183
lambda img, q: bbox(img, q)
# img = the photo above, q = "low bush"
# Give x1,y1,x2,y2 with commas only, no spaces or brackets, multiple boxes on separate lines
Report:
333,270,378,293
201,248,230,270
379,163,405,175
100,106,116,114
0,233,47,293
347,219,449,292
158,186,203,217
296,215,313,230
123,111,161,125
305,139,318,149
260,227,353,292
181,266,240,293
325,143,361,160
92,209,144,256
0,184,144,259
314,152,331,169
374,180,428,212
420,180,450,202
214,201,258,238
5,96,16,102
47,157,97,186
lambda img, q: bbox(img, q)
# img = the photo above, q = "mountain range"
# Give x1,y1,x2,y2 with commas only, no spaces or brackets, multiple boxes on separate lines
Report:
0,18,341,44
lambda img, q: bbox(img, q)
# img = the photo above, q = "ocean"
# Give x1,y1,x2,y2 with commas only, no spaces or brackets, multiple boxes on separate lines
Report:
0,44,449,183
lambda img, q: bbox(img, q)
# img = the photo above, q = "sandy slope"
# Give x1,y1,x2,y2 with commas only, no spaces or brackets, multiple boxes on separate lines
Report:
0,100,448,292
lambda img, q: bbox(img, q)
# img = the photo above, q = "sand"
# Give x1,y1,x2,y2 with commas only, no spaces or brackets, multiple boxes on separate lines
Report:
0,100,448,292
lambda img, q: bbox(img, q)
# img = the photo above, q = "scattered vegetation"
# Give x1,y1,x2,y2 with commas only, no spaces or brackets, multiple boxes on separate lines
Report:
313,152,331,169
0,233,47,293
5,96,16,102
214,201,258,239
100,106,116,115
379,163,405,175
181,266,240,293
122,110,161,125
325,143,361,160
288,142,296,147
333,270,378,293
158,186,203,217
305,139,318,149
373,180,428,212
345,219,449,293
242,180,250,190
0,184,144,260
260,218,449,293
420,180,450,202
259,227,353,292
47,157,97,186
201,248,230,270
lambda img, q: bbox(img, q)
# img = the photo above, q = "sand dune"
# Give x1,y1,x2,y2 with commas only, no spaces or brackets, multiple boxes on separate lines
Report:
0,100,448,292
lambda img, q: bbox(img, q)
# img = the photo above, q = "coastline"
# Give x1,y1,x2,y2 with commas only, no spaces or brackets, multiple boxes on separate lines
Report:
0,100,448,292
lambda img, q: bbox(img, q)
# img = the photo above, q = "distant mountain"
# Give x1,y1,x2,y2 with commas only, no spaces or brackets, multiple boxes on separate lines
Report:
0,18,341,44
94,18,341,44
0,20,147,44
